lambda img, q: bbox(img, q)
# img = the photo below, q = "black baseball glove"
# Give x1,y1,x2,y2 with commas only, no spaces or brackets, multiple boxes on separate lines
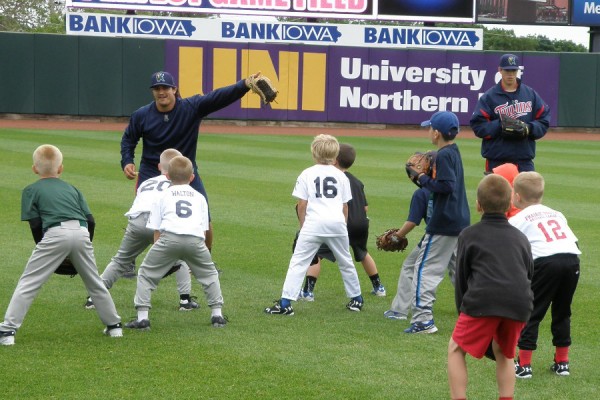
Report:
499,114,529,140
54,257,78,277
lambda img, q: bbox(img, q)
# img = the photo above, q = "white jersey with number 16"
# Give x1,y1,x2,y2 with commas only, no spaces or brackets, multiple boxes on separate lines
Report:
292,164,352,237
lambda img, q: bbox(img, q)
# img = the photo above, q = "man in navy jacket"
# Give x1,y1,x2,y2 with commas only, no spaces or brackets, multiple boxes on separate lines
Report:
470,54,550,172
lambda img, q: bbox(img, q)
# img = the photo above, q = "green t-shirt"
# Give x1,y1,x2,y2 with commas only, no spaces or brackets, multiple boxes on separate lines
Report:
21,178,91,230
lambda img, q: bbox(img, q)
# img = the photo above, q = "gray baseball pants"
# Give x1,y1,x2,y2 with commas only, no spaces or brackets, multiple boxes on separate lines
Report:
101,213,192,294
410,233,457,324
134,232,222,310
1,221,121,332
389,244,420,317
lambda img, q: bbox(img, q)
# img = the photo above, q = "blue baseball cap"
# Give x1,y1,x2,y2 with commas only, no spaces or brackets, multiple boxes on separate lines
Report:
150,71,177,88
421,111,460,140
499,54,520,70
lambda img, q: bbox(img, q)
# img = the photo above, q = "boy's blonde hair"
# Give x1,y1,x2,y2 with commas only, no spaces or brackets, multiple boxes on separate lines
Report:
168,155,193,184
159,148,182,173
311,134,339,165
33,144,63,176
513,171,545,203
477,174,512,214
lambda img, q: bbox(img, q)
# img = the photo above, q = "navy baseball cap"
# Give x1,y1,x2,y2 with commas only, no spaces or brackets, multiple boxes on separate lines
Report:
499,54,520,70
150,71,177,88
421,111,460,140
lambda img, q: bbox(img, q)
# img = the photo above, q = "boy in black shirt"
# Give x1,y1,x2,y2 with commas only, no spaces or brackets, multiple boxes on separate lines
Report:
448,174,533,400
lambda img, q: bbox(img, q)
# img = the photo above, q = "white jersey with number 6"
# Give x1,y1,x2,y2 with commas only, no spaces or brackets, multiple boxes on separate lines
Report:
147,184,209,238
509,204,581,260
292,164,352,236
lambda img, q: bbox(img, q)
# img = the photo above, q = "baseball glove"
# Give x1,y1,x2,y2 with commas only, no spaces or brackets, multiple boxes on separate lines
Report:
376,229,409,252
499,114,529,140
163,263,182,278
248,74,278,104
405,151,433,187
54,257,78,277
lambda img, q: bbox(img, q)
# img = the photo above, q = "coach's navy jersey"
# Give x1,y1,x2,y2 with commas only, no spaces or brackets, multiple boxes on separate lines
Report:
120,80,249,180
470,79,550,163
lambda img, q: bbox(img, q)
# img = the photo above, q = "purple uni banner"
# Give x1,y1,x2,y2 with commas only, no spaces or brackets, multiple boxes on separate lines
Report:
164,41,559,126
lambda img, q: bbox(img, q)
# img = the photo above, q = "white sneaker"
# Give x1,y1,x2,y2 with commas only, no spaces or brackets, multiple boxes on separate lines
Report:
0,330,16,346
383,310,407,320
371,285,387,297
104,323,123,338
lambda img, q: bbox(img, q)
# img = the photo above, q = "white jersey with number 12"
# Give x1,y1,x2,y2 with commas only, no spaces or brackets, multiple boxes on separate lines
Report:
509,204,581,260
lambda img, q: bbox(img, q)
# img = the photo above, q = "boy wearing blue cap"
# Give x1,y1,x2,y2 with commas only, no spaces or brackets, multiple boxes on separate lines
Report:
470,54,550,173
403,111,470,333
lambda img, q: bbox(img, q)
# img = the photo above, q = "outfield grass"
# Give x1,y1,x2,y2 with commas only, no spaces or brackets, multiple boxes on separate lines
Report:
0,128,598,399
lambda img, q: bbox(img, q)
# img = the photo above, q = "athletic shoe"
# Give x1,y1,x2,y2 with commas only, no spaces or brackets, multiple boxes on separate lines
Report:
124,319,151,331
383,310,407,320
122,262,136,279
371,285,387,297
403,320,438,334
179,297,200,311
346,298,364,312
550,361,570,376
211,315,228,328
84,297,95,310
264,301,294,316
103,323,123,338
515,360,533,379
298,291,315,302
0,330,16,346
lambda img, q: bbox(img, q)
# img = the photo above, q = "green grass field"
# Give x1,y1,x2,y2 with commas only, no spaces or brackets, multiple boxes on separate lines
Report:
1,127,598,399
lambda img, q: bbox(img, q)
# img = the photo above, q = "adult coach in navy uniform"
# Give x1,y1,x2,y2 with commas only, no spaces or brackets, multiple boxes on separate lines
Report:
120,71,257,249
470,54,550,172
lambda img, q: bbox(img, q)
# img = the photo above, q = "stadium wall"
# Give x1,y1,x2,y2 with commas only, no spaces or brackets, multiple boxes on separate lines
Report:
0,32,598,128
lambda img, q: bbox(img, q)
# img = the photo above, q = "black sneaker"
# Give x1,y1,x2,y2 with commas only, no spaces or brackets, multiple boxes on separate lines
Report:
179,297,200,311
346,298,364,312
211,315,228,328
0,330,16,346
550,361,570,376
84,297,95,310
124,319,151,331
264,301,294,315
515,360,533,379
